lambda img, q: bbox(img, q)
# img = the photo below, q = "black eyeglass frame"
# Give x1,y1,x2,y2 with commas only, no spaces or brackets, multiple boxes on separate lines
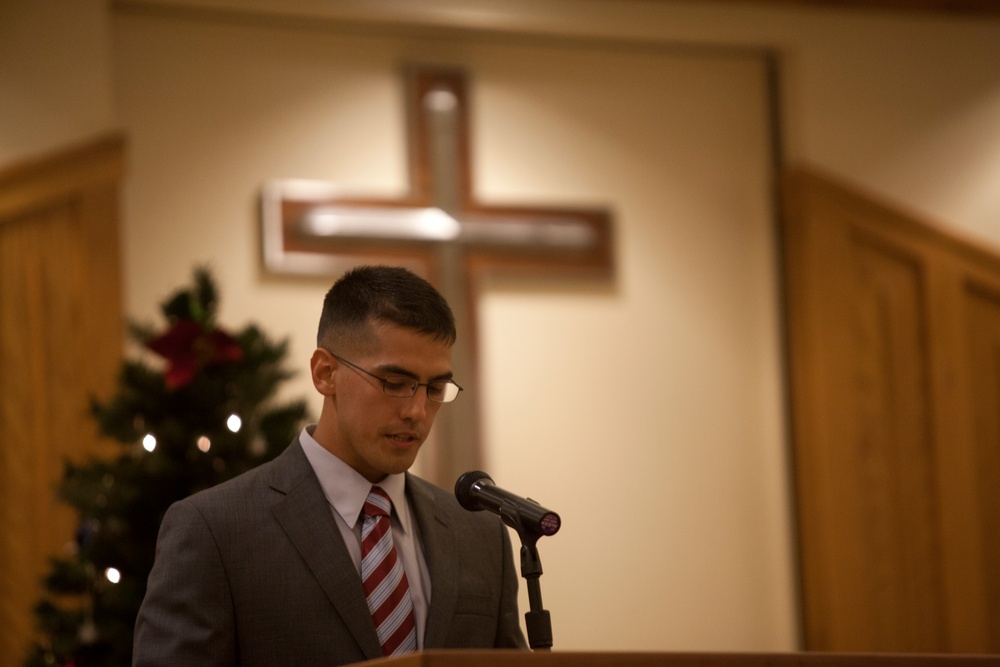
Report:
326,350,463,403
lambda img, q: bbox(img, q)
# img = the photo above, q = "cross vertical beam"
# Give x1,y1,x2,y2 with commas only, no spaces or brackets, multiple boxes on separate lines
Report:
262,65,613,487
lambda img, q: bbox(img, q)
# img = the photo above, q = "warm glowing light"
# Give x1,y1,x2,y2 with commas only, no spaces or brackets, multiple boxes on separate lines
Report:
105,567,121,584
303,206,460,241
142,434,157,452
197,436,211,453
227,414,242,433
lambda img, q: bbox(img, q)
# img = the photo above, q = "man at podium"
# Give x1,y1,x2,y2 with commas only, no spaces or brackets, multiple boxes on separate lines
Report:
134,266,527,666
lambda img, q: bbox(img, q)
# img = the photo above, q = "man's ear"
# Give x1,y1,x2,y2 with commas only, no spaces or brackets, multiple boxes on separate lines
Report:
310,348,337,396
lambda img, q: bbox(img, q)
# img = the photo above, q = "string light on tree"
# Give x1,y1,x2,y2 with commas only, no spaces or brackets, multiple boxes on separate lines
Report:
227,413,242,432
142,434,157,452
78,620,98,644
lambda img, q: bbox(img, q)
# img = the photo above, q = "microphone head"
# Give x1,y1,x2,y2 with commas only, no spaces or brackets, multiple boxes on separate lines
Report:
454,470,493,511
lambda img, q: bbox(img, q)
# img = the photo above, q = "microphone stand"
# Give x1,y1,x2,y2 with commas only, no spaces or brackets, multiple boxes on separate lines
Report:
500,507,553,651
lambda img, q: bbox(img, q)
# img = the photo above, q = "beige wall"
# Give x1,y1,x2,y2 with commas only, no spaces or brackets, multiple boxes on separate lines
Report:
0,0,116,164
5,0,1000,655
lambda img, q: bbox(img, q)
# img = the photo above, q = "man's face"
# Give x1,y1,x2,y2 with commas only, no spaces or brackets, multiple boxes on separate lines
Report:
321,320,453,482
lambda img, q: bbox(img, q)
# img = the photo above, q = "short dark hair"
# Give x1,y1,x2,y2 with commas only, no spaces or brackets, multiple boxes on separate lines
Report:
317,265,456,351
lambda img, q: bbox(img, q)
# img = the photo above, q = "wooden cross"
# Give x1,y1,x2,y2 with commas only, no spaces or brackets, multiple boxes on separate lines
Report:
261,65,613,487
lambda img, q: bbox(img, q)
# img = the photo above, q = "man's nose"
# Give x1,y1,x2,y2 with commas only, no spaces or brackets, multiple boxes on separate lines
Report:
400,387,432,420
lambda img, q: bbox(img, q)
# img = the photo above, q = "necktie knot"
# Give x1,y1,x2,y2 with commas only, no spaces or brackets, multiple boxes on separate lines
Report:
364,486,392,519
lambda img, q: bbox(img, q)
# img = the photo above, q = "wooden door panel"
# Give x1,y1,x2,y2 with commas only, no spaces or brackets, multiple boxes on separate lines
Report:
961,283,1000,650
846,232,945,649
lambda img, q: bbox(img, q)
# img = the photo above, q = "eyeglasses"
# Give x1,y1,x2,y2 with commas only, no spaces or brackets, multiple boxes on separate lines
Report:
327,351,463,403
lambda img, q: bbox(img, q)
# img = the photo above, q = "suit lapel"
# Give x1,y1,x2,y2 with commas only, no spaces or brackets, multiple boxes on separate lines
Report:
407,475,459,649
267,441,384,660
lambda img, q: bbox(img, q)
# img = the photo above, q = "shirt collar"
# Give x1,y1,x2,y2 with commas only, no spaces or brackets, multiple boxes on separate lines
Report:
299,425,411,534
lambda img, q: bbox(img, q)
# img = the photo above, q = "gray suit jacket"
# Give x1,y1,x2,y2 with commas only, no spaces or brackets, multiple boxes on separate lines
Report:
133,439,526,666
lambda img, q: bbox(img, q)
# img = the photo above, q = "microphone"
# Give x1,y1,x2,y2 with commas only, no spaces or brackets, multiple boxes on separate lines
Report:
454,471,561,537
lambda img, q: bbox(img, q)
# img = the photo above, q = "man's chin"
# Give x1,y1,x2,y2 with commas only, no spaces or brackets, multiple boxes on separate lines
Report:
382,446,422,474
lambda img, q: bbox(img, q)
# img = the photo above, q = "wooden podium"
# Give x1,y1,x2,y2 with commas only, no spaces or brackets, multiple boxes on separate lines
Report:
356,650,1000,667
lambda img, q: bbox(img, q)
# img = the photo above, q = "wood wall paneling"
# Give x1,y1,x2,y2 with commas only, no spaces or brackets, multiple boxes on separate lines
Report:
782,168,1000,652
0,135,125,666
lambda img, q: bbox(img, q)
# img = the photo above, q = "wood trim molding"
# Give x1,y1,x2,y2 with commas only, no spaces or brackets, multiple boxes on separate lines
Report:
0,134,127,223
785,167,1000,276
678,0,1000,17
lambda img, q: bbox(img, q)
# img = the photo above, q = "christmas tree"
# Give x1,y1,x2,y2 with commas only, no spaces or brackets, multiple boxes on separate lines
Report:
27,268,310,667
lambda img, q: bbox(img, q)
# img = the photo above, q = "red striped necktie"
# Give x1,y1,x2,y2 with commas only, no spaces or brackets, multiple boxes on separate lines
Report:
360,486,418,656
